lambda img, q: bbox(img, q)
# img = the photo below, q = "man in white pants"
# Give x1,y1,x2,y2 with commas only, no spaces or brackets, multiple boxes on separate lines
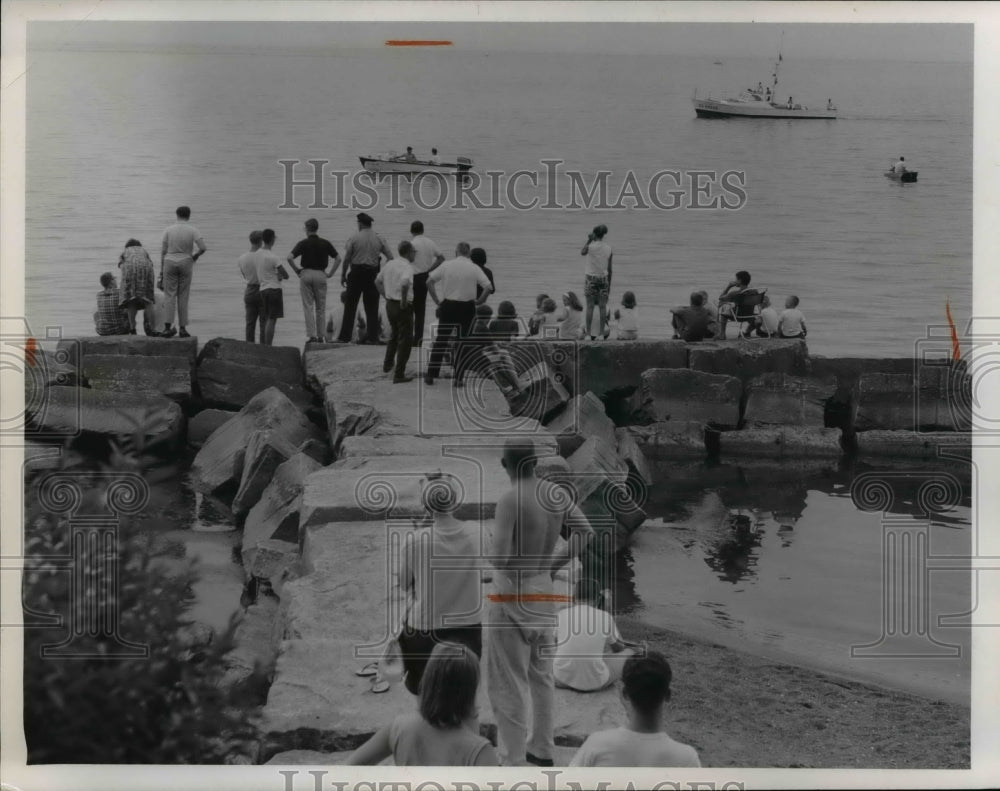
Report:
287,218,340,343
160,205,206,338
486,439,594,766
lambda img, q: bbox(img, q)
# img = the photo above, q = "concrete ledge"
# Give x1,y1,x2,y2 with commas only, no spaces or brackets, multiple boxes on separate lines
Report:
744,372,837,427
688,339,809,380
81,354,194,403
717,427,844,458
636,368,742,428
56,335,197,367
854,430,971,460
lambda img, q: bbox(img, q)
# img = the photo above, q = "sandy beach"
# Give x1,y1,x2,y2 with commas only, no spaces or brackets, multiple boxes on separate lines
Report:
620,618,969,769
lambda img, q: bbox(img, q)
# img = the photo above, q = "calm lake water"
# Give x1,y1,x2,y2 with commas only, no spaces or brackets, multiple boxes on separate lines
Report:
619,458,972,704
25,48,971,355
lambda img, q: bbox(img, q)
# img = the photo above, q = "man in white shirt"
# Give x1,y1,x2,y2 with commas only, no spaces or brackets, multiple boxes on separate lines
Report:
424,242,492,387
255,228,286,346
892,156,908,175
160,205,207,338
554,580,635,692
237,230,263,343
429,147,441,165
375,240,416,383
569,652,701,768
409,220,446,347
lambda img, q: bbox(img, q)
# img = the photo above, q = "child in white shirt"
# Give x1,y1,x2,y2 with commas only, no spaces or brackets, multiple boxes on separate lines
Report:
612,291,639,340
778,295,807,339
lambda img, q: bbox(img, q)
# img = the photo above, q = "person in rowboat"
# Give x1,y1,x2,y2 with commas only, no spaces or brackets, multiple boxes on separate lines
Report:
891,156,908,175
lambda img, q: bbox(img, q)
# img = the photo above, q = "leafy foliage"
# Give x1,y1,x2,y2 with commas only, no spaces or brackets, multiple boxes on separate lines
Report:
22,414,260,763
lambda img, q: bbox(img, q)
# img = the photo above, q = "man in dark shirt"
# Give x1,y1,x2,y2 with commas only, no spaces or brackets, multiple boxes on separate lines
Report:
287,218,340,343
470,247,495,302
338,212,394,344
670,292,713,342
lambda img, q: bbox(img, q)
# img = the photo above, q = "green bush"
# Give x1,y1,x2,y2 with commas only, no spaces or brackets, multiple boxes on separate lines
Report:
22,421,260,763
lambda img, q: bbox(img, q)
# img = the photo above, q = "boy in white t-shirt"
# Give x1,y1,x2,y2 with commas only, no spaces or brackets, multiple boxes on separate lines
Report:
569,651,701,768
778,295,807,339
554,580,635,692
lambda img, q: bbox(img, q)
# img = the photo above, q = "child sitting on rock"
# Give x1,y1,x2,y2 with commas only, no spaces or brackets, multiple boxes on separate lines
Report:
527,293,550,337
778,295,807,339
612,291,640,340
488,300,521,342
537,297,560,339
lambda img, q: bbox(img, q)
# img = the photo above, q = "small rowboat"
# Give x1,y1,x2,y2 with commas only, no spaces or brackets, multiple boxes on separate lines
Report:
884,170,918,183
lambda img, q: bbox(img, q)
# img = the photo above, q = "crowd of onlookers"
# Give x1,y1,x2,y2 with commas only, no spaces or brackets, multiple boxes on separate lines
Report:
95,213,807,387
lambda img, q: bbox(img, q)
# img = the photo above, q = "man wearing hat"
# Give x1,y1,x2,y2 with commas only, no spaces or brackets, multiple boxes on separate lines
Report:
338,212,394,344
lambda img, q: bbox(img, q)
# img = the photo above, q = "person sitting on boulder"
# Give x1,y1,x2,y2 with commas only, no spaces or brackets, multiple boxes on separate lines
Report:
778,295,807,339
670,291,713,342
94,272,131,336
554,579,637,693
527,293,550,337
611,291,640,340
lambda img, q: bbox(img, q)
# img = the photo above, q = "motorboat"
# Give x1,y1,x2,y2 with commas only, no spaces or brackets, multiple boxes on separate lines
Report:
693,34,837,119
885,169,918,183
359,152,474,178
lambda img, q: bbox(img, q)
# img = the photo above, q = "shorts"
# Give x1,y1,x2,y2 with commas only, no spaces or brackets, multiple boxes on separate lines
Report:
584,275,609,301
260,288,284,319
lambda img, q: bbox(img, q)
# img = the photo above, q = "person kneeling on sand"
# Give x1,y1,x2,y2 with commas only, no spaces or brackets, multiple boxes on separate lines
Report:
346,642,499,766
569,651,701,768
554,579,637,692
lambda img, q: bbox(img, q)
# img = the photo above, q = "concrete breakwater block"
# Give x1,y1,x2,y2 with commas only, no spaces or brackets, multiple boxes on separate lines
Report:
854,371,970,432
300,454,511,527
232,429,303,518
807,355,917,383
743,372,837,427
854,430,971,460
615,426,653,489
716,426,844,457
56,335,197,367
688,338,809,380
635,368,742,428
561,339,689,398
304,345,391,393
566,436,644,533
191,386,324,499
546,392,618,457
197,358,314,412
187,408,237,448
81,353,194,403
246,538,299,595
322,383,381,454
27,386,184,448
339,429,559,462
198,336,302,371
243,451,322,568
507,361,571,424
622,422,709,458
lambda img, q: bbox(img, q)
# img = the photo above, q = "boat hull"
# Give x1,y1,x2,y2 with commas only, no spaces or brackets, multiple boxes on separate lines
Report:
884,170,918,183
359,157,473,176
693,99,836,119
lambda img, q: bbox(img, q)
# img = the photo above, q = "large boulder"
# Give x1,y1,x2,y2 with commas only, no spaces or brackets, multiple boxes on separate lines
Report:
81,354,194,403
300,454,510,527
56,335,197,367
187,408,237,448
716,426,844,457
635,368,742,428
563,436,644,532
191,387,324,500
688,339,809,380
243,451,322,567
26,386,184,450
322,384,381,454
615,426,653,489
546,392,618,457
743,372,837,427
198,336,302,371
245,538,300,595
197,358,313,412
231,429,302,518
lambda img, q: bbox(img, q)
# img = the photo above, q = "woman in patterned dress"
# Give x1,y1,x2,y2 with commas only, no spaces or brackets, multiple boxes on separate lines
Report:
117,238,156,334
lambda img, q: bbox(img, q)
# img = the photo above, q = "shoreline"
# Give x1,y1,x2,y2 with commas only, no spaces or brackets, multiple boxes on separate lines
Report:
619,617,970,769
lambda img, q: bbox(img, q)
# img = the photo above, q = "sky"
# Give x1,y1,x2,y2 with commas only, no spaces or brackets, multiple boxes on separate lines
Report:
27,20,973,62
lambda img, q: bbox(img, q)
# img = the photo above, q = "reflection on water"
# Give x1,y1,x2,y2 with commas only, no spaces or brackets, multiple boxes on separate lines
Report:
616,457,973,703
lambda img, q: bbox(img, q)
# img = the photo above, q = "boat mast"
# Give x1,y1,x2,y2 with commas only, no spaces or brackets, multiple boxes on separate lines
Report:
772,30,784,102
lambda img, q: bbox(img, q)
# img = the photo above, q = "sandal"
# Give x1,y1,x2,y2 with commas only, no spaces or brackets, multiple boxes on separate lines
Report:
355,661,379,678
370,677,390,694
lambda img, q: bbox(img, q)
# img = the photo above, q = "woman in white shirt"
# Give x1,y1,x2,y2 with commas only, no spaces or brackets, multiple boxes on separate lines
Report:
580,225,613,340
612,291,640,340
556,291,585,340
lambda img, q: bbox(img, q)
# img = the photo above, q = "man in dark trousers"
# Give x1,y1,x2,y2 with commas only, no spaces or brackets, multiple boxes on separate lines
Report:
424,241,493,387
409,220,446,347
338,212,394,344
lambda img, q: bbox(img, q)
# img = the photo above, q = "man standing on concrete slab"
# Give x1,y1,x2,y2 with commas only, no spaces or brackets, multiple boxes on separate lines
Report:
376,240,416,383
160,205,207,338
424,242,492,388
256,228,287,346
486,439,595,767
338,212,393,344
238,230,264,344
409,220,446,347
287,218,340,343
